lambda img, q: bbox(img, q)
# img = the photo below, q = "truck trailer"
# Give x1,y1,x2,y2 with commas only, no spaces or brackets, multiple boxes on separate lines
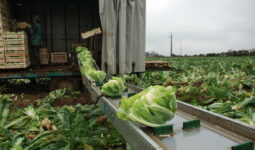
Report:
0,0,146,89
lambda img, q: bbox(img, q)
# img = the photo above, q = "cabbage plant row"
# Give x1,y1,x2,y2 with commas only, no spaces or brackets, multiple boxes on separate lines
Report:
126,57,255,126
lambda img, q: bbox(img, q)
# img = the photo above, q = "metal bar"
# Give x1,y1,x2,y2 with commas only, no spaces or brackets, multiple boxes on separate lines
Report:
177,101,255,141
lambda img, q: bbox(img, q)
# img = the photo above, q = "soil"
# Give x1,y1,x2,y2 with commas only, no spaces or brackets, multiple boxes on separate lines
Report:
2,79,93,108
52,92,93,107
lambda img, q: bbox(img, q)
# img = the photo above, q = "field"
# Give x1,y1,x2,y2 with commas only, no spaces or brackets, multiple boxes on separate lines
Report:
0,80,126,150
1,56,255,149
126,57,255,126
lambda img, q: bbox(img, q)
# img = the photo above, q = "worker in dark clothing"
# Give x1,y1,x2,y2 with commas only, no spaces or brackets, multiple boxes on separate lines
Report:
30,15,43,68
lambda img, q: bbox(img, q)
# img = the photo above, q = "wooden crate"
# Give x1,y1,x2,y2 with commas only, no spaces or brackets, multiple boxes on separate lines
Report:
4,39,25,45
1,32,31,69
0,51,4,58
4,33,26,39
3,32,28,52
5,49,28,59
5,55,30,69
5,54,30,69
40,48,49,58
5,50,28,55
0,63,5,68
81,27,102,39
40,48,48,54
40,59,49,65
51,52,67,64
5,57,28,63
0,47,4,53
40,55,48,59
3,31,27,41
0,44,4,59
40,48,49,65
5,52,28,57
0,39,3,46
4,46,27,51
0,58,5,63
5,52,28,62
5,62,30,69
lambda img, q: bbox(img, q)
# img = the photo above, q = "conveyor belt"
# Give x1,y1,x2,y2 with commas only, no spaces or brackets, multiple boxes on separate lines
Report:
80,74,255,150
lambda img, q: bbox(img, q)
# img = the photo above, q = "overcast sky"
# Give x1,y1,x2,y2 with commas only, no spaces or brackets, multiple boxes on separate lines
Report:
146,0,255,56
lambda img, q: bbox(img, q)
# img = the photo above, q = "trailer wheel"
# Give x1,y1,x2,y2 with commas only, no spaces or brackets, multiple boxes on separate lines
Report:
50,77,80,91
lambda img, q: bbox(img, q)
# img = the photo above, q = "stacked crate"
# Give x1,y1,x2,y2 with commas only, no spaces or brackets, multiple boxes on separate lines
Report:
51,52,68,64
40,48,49,65
3,32,30,68
0,0,30,69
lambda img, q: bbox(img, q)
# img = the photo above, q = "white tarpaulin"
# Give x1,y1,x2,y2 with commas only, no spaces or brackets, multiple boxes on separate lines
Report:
99,0,146,74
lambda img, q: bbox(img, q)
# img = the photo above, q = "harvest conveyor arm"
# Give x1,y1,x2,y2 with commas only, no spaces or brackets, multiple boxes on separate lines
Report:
79,63,255,150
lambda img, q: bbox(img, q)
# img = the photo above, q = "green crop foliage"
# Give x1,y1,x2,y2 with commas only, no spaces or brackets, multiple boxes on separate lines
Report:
0,89,125,150
126,57,255,126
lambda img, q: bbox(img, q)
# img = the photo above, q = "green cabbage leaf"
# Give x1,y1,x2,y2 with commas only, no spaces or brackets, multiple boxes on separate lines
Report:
101,77,125,96
117,86,177,127
85,70,106,83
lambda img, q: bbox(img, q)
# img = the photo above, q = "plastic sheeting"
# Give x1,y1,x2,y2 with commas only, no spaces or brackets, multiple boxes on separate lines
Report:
99,0,146,74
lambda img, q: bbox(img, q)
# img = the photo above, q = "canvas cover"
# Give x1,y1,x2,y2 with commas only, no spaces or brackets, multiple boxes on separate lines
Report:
99,0,146,74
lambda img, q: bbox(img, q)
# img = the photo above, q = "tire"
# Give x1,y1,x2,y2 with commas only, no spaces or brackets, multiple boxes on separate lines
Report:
49,77,80,91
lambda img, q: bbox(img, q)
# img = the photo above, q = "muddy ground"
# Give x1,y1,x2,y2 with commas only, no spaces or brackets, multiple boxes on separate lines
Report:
1,79,93,107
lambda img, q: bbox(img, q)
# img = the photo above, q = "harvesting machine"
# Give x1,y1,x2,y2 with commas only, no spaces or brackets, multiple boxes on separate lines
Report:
0,0,254,150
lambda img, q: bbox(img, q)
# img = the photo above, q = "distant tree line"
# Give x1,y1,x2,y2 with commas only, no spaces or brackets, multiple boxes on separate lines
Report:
145,51,164,57
146,48,255,57
195,49,255,57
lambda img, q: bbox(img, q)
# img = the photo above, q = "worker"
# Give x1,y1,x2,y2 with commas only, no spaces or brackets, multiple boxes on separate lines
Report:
29,15,43,68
